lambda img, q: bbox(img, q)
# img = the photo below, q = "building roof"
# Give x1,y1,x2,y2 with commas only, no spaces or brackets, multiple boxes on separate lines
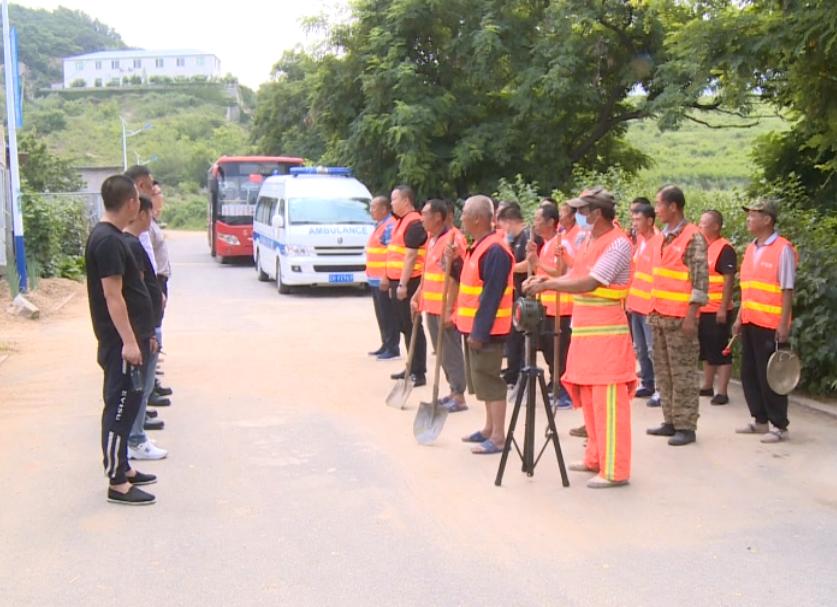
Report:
65,49,218,61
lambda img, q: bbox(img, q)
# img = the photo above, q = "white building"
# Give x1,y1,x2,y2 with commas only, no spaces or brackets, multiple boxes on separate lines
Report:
62,49,221,88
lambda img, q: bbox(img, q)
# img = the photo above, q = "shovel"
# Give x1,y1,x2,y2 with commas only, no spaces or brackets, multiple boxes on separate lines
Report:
386,310,421,409
414,253,453,444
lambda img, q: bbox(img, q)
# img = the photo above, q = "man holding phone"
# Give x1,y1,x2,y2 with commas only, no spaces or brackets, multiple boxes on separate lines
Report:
85,175,158,505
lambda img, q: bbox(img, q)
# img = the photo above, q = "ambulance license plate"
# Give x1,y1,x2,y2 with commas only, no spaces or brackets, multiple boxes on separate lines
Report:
329,273,354,284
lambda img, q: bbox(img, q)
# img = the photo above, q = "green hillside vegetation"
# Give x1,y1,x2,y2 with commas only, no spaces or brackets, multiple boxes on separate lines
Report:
5,4,125,90
627,107,789,190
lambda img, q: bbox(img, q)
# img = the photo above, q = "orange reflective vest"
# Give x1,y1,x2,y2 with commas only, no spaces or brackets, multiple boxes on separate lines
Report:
455,232,513,336
386,211,425,280
739,235,797,330
563,227,636,386
650,223,703,318
700,237,733,314
558,223,582,316
537,233,560,317
627,231,660,315
365,215,394,279
420,228,466,316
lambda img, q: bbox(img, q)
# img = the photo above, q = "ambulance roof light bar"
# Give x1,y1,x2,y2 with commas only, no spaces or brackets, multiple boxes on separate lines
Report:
289,166,353,177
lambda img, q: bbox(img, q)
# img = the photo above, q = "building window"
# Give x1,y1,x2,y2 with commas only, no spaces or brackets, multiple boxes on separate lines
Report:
176,57,185,67
95,61,102,70
196,56,205,66
155,58,164,68
75,61,83,71
111,60,120,69
133,59,142,69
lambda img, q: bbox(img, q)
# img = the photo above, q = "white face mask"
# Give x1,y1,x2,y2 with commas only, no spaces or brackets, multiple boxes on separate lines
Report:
576,213,590,230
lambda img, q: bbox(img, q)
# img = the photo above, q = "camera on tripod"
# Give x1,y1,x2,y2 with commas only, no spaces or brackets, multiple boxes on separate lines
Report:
496,295,570,488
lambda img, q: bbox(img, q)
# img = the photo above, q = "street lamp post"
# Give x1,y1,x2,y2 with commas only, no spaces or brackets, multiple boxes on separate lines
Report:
120,117,152,170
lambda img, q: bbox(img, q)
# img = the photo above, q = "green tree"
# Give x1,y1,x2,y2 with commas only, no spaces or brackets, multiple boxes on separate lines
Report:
18,133,83,192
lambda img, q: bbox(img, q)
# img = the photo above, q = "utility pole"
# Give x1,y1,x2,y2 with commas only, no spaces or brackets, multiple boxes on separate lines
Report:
2,0,26,292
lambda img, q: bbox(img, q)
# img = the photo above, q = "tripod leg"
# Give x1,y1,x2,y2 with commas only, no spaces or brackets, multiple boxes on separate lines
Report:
495,373,526,487
538,373,570,487
523,369,539,476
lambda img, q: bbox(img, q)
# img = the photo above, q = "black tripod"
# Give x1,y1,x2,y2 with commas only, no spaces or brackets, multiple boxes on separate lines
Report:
496,301,570,487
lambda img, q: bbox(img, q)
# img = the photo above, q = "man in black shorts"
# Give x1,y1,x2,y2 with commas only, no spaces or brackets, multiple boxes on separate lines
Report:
85,175,158,505
697,210,737,405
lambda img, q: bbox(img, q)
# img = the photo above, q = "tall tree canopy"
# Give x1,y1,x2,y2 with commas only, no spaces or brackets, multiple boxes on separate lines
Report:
254,0,837,205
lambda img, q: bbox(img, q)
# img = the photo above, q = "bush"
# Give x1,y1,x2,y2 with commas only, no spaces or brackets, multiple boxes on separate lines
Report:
22,194,91,280
70,78,86,88
163,190,206,230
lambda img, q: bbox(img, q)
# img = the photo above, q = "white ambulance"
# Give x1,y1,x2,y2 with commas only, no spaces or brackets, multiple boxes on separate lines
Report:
252,167,375,293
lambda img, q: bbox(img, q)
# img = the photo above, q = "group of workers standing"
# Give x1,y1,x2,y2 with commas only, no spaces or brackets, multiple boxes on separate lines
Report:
366,183,798,489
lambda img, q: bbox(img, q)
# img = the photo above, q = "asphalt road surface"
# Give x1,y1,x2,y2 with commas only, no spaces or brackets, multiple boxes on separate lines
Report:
1,230,835,606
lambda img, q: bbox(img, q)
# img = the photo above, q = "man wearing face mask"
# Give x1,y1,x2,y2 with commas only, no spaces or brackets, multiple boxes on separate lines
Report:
524,187,636,488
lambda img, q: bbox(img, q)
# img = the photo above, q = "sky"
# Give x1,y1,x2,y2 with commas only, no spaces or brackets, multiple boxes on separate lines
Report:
12,0,348,88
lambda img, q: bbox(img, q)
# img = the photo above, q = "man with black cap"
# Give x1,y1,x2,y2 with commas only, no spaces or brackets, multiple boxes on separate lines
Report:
733,199,797,443
525,187,636,488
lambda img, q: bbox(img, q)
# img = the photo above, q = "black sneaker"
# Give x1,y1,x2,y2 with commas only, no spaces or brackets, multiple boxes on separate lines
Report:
634,386,654,398
154,380,173,396
391,370,406,380
107,485,156,505
127,471,157,486
411,374,427,387
146,409,159,419
368,347,385,356
148,395,171,407
646,395,661,407
699,387,714,397
711,394,729,405
144,418,165,431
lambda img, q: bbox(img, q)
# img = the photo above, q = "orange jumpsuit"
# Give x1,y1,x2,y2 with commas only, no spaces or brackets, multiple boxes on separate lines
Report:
562,226,636,481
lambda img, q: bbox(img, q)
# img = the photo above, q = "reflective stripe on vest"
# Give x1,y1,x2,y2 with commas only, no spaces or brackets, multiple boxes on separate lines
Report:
700,237,733,314
386,211,425,280
650,223,703,318
365,216,394,279
537,234,560,317
626,232,660,315
455,232,513,335
563,226,636,386
739,236,797,329
421,229,465,316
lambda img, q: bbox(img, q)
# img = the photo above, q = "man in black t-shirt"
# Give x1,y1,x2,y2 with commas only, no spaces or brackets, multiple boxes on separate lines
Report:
85,175,157,506
496,203,529,386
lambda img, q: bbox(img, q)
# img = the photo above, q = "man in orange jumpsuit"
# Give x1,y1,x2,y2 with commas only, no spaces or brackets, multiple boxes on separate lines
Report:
525,187,636,488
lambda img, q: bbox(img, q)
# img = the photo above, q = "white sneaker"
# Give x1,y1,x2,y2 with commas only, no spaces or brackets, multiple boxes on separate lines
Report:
128,440,168,460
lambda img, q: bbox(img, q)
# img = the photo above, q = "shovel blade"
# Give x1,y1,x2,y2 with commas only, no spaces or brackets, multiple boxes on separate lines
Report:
386,379,413,409
413,401,449,444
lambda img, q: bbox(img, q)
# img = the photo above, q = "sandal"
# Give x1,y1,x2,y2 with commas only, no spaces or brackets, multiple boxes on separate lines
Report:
471,439,503,455
462,431,488,443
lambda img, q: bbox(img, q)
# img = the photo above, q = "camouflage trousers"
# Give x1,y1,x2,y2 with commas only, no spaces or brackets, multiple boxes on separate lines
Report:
650,317,700,431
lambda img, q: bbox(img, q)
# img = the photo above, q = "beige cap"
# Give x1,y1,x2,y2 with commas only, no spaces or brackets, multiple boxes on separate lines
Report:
742,198,779,220
568,186,616,211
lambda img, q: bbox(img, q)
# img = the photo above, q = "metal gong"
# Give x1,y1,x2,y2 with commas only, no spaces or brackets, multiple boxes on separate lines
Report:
513,297,544,334
766,347,801,395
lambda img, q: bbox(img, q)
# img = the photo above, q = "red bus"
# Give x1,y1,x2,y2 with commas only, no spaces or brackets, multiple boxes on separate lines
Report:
208,155,304,260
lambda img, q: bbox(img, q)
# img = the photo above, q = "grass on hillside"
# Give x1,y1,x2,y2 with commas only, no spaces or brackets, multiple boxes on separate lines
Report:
626,107,788,190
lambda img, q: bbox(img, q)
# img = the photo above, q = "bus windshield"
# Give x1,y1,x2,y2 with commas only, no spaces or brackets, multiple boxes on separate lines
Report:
288,197,374,225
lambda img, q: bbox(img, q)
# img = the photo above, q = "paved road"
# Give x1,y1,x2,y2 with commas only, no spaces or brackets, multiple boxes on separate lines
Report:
1,231,835,606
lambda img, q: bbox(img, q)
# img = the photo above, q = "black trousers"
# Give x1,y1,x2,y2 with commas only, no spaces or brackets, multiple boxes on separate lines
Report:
371,284,399,354
98,339,150,485
390,276,426,376
537,315,572,387
741,324,789,430
503,326,525,385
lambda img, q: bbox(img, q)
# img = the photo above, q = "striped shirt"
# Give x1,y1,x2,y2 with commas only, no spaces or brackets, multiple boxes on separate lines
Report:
588,233,633,286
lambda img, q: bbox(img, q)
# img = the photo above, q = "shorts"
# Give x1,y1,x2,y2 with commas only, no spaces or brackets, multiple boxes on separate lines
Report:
699,312,732,365
467,341,507,402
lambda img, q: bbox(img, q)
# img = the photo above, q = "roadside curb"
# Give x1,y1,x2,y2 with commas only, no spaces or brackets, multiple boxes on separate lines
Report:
729,379,836,420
